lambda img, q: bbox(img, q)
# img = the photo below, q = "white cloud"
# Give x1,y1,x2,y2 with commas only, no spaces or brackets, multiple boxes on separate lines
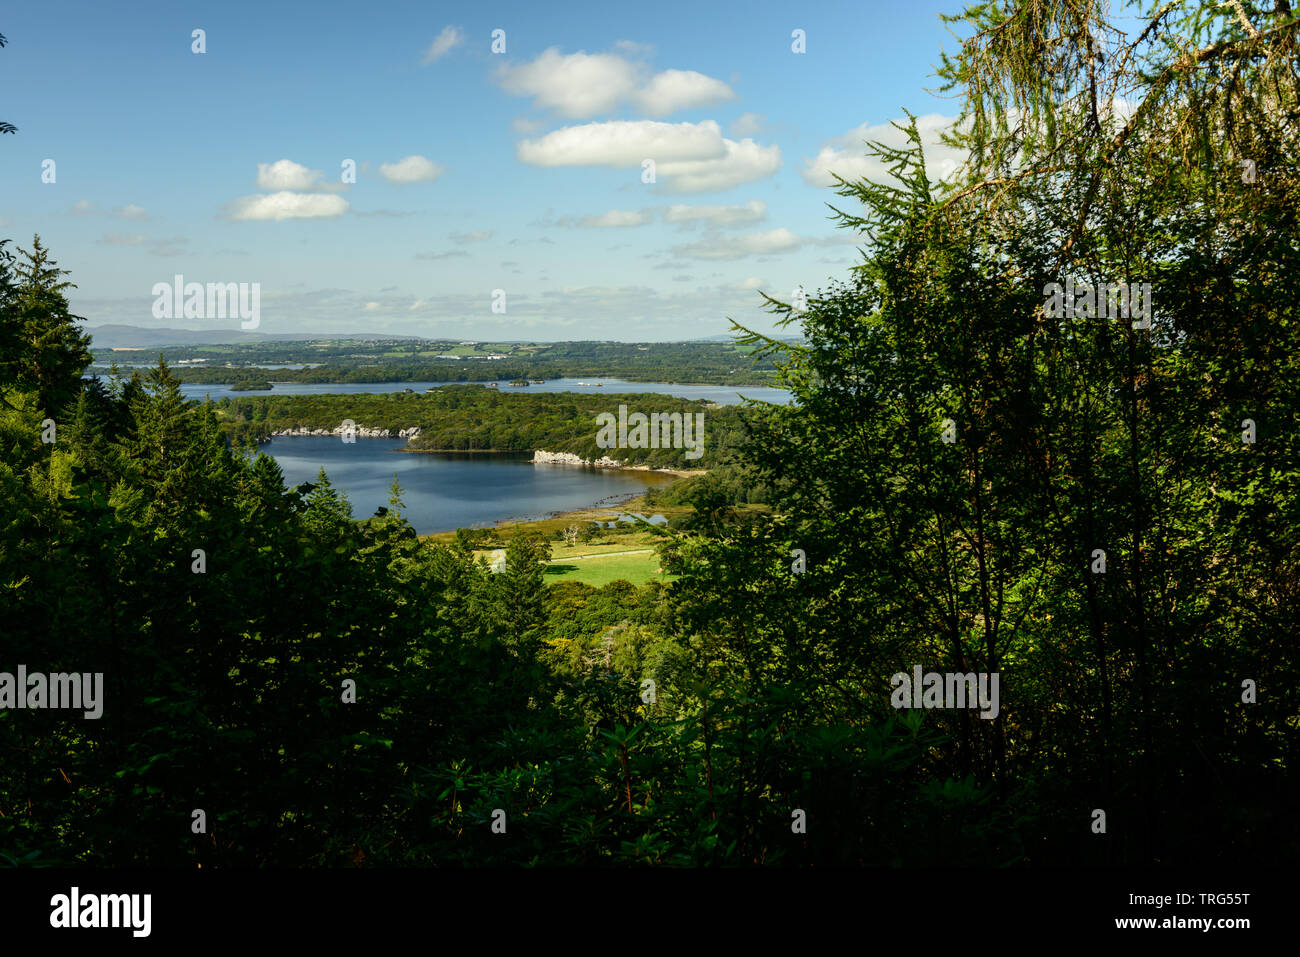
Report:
578,209,652,227
415,250,469,260
229,192,349,221
97,232,147,246
518,121,779,193
257,159,325,191
150,237,189,257
421,26,464,64
673,227,804,260
72,283,771,340
496,48,640,118
67,201,155,222
450,230,493,244
634,69,736,116
549,284,657,299
518,119,726,167
729,112,767,137
614,39,654,57
496,47,734,119
732,276,767,290
363,302,381,312
664,199,766,227
802,113,966,187
657,138,782,193
378,155,444,185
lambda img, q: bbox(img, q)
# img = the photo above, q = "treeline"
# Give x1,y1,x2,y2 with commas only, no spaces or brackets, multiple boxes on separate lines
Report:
643,463,781,508
178,361,568,386
210,386,753,469
95,340,783,387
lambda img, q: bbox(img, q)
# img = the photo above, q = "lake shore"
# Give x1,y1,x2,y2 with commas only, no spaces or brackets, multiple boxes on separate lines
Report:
533,459,705,479
499,490,651,528
397,445,707,479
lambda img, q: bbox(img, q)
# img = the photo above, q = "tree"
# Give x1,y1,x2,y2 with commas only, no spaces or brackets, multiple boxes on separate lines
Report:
695,0,1300,864
2,236,93,415
301,467,355,536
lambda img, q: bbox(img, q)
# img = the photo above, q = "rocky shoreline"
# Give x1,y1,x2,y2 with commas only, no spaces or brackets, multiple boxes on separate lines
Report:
260,425,422,442
531,449,704,477
531,449,623,468
254,434,700,478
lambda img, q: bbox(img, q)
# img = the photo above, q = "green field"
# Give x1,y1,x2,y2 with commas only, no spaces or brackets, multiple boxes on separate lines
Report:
544,548,672,586
467,544,671,587
466,514,680,587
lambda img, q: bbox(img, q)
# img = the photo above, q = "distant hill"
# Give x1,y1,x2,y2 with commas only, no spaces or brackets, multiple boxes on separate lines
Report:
81,325,806,350
82,325,426,349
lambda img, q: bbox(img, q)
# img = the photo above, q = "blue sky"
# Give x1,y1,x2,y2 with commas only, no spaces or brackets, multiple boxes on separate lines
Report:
0,0,969,341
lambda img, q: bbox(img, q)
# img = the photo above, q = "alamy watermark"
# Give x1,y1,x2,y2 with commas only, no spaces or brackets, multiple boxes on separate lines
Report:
151,273,260,329
1043,277,1152,329
0,665,103,718
595,404,705,461
50,887,150,937
890,665,1000,720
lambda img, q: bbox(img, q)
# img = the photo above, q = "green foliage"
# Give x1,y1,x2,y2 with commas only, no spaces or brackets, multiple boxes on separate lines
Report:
211,387,748,469
3,0,1296,868
706,0,1300,864
96,339,782,388
1,237,92,416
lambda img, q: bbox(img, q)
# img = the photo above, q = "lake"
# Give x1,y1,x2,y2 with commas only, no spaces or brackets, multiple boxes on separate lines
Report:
180,376,792,405
260,436,676,535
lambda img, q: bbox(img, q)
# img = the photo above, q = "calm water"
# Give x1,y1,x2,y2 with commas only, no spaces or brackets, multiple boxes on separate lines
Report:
260,437,676,534
181,377,791,405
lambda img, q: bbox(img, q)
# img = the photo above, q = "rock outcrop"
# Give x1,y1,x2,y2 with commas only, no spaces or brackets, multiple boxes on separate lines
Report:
265,425,422,441
531,449,623,468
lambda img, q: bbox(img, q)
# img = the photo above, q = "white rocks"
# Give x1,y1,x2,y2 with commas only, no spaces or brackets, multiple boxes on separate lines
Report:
266,425,421,440
531,449,623,468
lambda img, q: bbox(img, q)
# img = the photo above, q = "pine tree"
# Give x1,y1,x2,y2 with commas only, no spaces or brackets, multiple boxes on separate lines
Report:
302,466,354,536
4,236,92,415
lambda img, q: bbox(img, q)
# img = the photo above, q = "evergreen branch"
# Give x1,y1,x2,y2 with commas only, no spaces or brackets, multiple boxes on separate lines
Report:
727,319,808,363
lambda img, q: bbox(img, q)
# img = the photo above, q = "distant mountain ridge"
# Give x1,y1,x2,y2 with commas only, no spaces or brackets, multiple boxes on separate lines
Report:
82,325,426,349
82,324,805,350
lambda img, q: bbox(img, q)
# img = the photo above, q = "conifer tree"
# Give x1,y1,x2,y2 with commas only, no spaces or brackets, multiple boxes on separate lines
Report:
3,237,92,415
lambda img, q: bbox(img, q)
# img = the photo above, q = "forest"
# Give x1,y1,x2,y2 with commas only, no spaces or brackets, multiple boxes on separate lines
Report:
1,0,1296,870
92,339,782,388
208,386,749,469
